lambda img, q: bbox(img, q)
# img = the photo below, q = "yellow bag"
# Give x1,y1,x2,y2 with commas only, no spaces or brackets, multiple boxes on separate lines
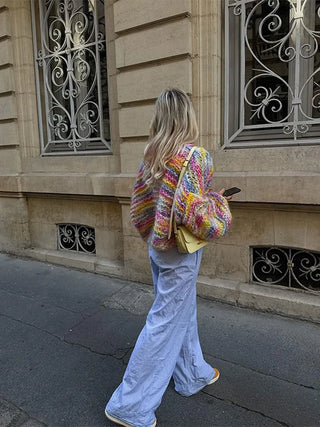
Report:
174,222,208,254
168,146,208,254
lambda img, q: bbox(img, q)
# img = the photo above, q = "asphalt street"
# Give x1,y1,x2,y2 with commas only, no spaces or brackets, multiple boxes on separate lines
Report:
0,253,319,427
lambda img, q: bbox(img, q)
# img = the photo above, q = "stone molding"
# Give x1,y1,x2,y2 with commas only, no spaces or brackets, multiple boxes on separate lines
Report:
0,171,318,204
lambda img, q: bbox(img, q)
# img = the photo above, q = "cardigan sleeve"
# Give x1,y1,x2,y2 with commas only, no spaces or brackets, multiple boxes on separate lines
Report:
129,161,155,241
174,147,232,240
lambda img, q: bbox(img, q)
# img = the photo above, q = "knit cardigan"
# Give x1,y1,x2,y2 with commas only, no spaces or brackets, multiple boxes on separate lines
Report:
130,144,232,251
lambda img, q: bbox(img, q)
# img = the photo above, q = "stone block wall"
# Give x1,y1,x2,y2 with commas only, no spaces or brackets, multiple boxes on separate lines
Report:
200,204,320,283
27,197,123,262
0,0,318,314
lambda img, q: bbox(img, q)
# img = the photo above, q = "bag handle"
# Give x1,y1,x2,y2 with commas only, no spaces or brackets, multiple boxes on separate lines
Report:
168,146,197,239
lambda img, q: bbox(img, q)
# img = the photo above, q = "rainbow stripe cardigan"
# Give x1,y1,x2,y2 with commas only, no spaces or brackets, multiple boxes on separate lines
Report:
130,144,232,251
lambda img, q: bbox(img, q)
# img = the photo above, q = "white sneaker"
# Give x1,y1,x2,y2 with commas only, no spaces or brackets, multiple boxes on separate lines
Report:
207,368,220,385
105,409,157,427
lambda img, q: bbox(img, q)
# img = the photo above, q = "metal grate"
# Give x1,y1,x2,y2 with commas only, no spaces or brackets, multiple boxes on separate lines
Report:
31,0,111,155
251,246,320,294
224,0,320,148
57,224,96,254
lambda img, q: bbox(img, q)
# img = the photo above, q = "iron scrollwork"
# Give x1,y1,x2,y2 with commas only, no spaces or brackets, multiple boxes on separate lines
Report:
31,0,111,154
58,224,96,254
252,246,320,293
226,0,320,145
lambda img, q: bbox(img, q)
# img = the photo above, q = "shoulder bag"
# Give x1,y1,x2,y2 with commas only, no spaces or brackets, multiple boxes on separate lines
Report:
168,146,208,254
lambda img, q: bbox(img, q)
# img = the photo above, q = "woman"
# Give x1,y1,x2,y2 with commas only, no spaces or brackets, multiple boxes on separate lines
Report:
105,88,232,427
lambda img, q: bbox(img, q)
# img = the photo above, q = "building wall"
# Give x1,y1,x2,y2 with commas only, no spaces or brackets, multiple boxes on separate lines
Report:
0,0,319,318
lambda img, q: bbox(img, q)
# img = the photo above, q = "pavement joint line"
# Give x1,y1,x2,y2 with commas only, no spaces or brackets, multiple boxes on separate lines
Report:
201,390,291,427
0,312,133,363
64,306,105,338
203,352,319,392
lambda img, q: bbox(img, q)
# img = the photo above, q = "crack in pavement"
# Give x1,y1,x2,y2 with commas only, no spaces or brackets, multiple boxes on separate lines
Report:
201,389,291,427
62,338,134,362
0,394,47,427
2,309,318,393
203,352,319,392
62,306,103,338
0,312,132,363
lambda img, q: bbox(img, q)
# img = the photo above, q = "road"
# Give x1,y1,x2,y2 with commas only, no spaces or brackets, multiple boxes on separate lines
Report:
0,253,319,427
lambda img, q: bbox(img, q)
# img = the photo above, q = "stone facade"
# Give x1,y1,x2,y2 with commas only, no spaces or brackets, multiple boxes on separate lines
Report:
0,0,319,321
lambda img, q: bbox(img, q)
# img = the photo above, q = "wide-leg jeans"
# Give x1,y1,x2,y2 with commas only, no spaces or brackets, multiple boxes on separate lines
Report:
106,245,214,427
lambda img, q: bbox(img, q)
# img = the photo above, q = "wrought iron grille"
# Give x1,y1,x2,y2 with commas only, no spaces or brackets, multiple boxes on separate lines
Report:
58,224,96,253
251,246,320,293
225,0,320,148
31,0,111,155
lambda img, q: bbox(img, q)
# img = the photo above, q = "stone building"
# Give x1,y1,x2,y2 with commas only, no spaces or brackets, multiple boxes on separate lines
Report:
0,0,319,321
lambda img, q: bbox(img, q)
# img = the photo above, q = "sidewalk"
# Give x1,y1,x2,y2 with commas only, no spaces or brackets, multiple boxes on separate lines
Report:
0,253,319,427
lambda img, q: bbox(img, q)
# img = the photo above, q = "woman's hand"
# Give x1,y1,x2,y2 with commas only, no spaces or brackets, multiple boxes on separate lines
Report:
218,188,233,201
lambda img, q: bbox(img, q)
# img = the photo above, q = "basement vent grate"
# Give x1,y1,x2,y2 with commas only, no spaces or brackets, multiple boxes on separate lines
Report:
57,224,96,254
251,247,320,294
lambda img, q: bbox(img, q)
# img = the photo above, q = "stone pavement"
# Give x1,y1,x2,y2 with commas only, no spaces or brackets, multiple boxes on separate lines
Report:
0,253,319,427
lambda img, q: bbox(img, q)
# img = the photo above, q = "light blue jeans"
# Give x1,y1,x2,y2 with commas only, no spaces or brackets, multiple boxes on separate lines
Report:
106,245,214,427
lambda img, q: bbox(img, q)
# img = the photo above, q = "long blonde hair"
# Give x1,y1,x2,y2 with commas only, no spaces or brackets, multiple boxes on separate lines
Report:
143,88,199,185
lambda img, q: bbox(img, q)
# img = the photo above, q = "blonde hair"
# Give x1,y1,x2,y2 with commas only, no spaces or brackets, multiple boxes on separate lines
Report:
143,88,199,185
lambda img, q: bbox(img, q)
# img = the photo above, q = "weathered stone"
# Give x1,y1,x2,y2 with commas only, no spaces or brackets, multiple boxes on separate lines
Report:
0,122,19,146
119,105,153,138
123,235,153,284
0,9,11,37
0,95,17,120
0,38,13,66
117,59,192,103
114,0,191,33
0,220,29,251
0,66,14,93
45,249,95,272
0,174,20,191
115,19,191,68
121,204,139,238
119,142,147,173
213,243,249,283
305,212,320,251
95,228,123,261
274,210,308,249
237,282,320,323
29,221,56,251
224,206,275,246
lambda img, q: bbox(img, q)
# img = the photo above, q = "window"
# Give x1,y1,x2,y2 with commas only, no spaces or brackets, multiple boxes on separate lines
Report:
58,224,96,253
251,246,320,293
31,0,111,155
224,0,320,148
